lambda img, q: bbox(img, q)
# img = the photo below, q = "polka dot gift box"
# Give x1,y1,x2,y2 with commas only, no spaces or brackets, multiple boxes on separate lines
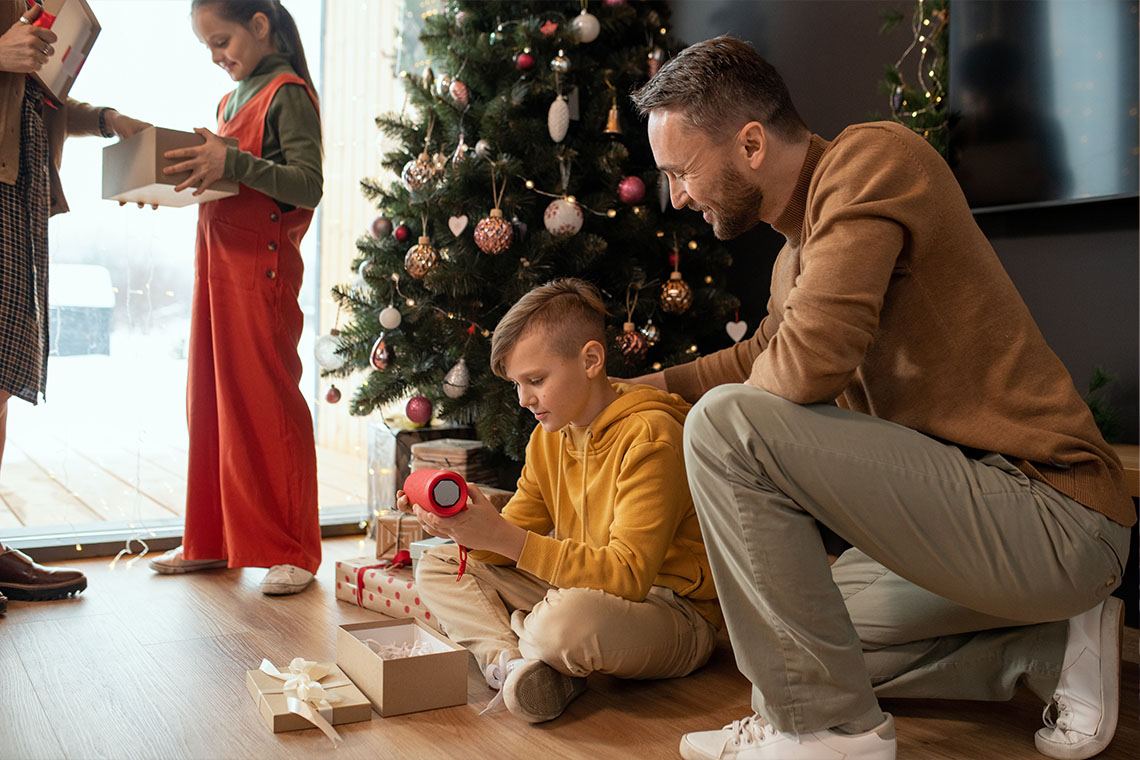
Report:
335,557,443,633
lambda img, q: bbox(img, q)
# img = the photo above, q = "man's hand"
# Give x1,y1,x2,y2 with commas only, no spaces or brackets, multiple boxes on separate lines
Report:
104,110,151,140
163,127,228,196
612,369,668,390
410,484,527,561
0,5,56,74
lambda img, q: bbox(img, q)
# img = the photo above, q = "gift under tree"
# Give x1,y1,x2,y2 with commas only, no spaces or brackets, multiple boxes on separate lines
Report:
324,0,741,461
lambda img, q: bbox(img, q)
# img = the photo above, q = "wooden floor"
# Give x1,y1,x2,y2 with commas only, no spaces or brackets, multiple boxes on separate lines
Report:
1,535,1136,760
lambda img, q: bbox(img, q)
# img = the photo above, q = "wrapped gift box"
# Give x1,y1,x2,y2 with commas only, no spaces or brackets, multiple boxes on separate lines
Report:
367,421,475,513
335,557,442,633
471,483,514,512
374,509,424,561
410,537,454,573
337,619,467,717
30,0,99,104
409,438,496,484
245,659,371,736
102,127,238,207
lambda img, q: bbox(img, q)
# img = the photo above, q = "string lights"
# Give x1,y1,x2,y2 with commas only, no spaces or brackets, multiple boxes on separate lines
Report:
881,0,949,154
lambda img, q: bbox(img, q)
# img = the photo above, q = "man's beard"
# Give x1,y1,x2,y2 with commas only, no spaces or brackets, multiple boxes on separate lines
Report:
707,164,765,240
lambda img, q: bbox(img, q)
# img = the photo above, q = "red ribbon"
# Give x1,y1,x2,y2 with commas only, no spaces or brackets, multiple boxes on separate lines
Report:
354,563,385,607
456,546,467,582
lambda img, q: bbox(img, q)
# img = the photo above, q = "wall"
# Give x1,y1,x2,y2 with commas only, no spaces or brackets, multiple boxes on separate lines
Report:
667,0,1138,443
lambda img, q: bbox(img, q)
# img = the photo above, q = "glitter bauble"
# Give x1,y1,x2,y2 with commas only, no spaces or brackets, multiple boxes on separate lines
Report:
474,209,514,254
314,330,345,371
640,319,660,346
394,224,411,242
370,336,395,371
379,305,402,329
571,10,600,43
449,79,469,107
405,395,433,426
647,47,665,78
549,50,571,74
660,272,693,314
442,358,470,399
616,322,648,362
543,198,584,236
325,385,342,404
548,96,569,142
401,152,442,193
514,51,536,71
370,215,393,238
405,236,439,278
617,175,646,205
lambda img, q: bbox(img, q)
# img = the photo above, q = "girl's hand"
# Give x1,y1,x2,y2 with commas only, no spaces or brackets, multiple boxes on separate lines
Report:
104,110,151,140
0,6,57,74
163,127,229,196
412,484,526,560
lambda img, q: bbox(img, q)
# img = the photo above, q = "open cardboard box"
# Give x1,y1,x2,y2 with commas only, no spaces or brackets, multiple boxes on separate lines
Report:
102,126,238,207
337,619,468,717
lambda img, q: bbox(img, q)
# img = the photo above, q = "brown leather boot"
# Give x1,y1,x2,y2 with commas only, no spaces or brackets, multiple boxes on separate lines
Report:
0,545,87,601
0,590,7,614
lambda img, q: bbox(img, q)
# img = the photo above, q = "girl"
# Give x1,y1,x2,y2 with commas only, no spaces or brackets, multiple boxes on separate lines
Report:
149,0,323,596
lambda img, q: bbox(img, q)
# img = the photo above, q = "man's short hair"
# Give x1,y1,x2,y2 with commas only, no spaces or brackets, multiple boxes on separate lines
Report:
490,278,608,379
630,35,807,142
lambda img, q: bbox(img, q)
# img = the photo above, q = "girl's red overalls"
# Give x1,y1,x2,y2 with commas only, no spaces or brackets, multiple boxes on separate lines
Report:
182,74,321,573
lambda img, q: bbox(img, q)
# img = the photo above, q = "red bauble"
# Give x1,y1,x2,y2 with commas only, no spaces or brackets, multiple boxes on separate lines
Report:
326,385,342,404
514,52,536,71
394,224,411,242
406,395,433,426
617,176,646,205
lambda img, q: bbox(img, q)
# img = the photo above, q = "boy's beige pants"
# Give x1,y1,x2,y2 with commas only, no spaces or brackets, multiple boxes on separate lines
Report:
683,384,1130,736
416,544,718,680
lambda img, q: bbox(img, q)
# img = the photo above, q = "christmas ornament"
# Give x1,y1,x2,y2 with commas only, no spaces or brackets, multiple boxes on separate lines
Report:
891,86,904,114
548,96,570,142
314,330,345,371
640,319,660,346
370,215,393,238
435,73,452,98
370,335,395,371
358,260,374,279
448,214,469,237
514,50,536,71
511,215,528,242
726,318,748,343
544,198,584,236
452,133,470,168
442,358,470,398
449,79,469,107
475,139,493,159
617,176,646,205
603,100,622,136
325,385,342,404
474,209,514,254
616,322,648,363
405,236,440,278
660,271,693,314
549,50,571,74
379,305,402,329
647,47,665,77
571,9,600,43
540,19,558,37
603,0,626,5
421,63,434,91
405,395,433,426
401,152,442,193
394,224,411,242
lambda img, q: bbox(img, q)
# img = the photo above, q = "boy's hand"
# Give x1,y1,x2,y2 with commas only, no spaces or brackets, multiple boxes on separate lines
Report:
411,484,526,561
394,489,413,514
163,128,228,196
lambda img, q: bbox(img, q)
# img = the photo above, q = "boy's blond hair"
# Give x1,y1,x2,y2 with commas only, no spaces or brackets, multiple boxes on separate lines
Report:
490,278,608,379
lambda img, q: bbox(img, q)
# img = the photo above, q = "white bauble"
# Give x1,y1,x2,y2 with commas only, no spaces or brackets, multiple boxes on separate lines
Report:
379,305,402,329
548,96,569,142
571,10,600,43
543,198,584,236
442,358,470,399
314,332,345,371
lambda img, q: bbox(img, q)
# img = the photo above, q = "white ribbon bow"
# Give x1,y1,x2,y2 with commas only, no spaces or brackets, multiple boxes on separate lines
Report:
259,658,350,747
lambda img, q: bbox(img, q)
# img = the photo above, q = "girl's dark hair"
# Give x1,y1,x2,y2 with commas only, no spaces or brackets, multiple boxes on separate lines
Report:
192,0,315,96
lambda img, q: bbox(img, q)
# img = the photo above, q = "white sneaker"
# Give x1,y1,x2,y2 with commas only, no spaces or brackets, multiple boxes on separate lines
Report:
259,564,314,595
501,658,587,723
1035,597,1123,759
679,713,896,760
148,546,228,575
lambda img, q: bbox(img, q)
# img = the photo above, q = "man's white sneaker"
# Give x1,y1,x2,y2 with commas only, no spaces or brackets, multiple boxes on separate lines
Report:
1035,597,1123,760
501,658,587,723
259,564,314,595
148,545,228,574
679,713,896,760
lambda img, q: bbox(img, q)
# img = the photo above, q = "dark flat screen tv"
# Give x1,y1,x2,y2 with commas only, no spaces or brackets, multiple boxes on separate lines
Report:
948,0,1139,211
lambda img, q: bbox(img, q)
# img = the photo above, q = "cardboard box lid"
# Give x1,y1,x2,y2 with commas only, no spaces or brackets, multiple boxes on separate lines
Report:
30,0,100,104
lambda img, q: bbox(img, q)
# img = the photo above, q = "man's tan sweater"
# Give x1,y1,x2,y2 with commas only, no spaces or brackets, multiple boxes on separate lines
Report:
665,121,1135,527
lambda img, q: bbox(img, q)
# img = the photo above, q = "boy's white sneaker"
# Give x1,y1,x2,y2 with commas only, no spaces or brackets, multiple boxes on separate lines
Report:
1035,597,1123,759
501,658,587,723
679,713,896,760
148,545,228,574
259,564,314,595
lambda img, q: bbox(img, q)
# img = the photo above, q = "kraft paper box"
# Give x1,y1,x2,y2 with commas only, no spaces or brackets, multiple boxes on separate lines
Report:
337,619,468,717
245,661,371,735
367,421,475,512
102,126,238,207
30,0,99,104
375,510,424,560
334,557,443,632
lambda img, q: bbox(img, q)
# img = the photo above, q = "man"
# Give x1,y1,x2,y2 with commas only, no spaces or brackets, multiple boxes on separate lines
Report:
628,36,1133,760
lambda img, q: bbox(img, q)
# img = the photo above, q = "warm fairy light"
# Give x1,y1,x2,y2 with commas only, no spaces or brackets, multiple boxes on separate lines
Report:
75,544,82,551
406,298,415,306
482,330,491,337
656,230,665,237
566,195,577,205
359,520,368,529
687,345,698,353
704,275,713,284
923,17,930,25
688,240,698,250
399,70,408,78
606,209,616,218
525,179,534,189
652,362,662,371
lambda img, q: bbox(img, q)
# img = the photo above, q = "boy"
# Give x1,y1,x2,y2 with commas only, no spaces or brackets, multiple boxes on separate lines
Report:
400,278,721,724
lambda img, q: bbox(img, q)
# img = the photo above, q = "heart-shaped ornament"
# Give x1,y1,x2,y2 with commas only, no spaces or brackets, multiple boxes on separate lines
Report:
448,215,468,237
726,319,748,343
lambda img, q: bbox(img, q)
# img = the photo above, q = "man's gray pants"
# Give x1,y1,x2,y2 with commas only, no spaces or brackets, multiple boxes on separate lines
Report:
683,384,1129,734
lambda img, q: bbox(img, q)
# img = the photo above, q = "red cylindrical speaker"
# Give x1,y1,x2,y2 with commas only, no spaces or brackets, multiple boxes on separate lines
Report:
403,469,469,517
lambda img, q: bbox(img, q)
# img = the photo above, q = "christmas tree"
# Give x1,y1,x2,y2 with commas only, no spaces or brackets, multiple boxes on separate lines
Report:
325,0,740,462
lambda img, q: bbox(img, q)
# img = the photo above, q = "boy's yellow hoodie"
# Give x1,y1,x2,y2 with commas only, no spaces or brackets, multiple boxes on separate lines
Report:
468,383,721,628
